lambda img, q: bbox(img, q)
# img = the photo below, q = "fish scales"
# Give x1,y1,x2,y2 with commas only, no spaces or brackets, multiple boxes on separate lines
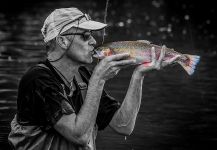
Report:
94,41,200,75
104,41,178,61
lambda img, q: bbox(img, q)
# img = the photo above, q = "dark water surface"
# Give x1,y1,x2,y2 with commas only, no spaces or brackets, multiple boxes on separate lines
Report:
0,0,217,150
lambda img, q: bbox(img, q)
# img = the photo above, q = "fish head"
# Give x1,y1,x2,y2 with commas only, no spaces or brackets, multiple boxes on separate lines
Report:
93,46,114,59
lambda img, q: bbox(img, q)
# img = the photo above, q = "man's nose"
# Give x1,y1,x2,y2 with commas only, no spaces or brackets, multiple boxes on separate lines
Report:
89,36,97,47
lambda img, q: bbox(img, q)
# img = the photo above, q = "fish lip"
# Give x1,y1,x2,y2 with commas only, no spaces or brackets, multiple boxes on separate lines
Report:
92,50,104,58
92,46,102,54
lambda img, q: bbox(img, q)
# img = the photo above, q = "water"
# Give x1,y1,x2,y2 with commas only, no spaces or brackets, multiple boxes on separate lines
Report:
0,0,217,150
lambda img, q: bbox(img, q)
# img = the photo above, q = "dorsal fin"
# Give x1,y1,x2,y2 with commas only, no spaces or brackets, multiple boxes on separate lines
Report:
137,40,151,44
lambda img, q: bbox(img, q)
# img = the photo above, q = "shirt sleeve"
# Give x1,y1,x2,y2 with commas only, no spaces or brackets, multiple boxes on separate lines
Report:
33,69,75,130
96,90,121,131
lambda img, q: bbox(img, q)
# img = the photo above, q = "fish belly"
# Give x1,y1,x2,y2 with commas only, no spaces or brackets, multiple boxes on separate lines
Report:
127,48,179,65
123,48,151,64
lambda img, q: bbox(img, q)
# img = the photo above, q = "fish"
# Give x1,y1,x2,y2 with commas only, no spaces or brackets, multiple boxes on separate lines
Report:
93,40,200,75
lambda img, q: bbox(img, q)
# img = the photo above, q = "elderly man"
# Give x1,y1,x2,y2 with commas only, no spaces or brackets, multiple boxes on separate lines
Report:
8,7,166,150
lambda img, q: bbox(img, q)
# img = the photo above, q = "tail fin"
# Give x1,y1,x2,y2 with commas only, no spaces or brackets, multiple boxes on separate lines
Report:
178,54,200,75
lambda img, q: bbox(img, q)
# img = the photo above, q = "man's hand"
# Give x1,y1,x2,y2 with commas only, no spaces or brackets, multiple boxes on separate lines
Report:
134,45,166,77
92,53,136,81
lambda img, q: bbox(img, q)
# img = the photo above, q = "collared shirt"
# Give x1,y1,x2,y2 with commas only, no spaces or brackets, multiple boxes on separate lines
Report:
8,59,120,150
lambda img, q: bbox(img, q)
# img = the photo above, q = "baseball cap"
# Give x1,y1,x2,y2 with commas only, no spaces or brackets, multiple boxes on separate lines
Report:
41,7,107,43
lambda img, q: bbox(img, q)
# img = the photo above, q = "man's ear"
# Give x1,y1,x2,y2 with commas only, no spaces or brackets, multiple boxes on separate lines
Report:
56,36,70,49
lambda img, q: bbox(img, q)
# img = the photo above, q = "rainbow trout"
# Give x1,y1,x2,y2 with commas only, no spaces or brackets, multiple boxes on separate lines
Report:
93,40,200,75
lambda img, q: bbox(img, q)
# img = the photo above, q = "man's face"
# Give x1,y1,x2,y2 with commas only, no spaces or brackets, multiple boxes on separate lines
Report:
61,28,97,65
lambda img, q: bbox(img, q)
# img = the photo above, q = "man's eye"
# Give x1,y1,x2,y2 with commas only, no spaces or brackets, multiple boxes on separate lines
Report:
83,32,91,40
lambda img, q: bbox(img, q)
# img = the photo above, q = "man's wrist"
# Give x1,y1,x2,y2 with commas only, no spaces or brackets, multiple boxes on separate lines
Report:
89,75,105,87
132,70,145,80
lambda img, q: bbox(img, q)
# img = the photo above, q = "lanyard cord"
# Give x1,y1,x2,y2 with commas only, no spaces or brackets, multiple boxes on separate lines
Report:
52,64,76,97
48,16,81,62
52,64,73,88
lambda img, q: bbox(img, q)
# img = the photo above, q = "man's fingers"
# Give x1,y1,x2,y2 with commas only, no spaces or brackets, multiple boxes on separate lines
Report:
155,45,166,70
111,59,136,67
109,66,121,76
106,53,130,62
162,55,180,67
167,55,180,63
113,67,121,74
158,45,166,62
151,47,156,64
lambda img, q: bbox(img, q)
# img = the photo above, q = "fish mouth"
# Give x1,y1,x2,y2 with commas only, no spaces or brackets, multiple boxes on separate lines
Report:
92,50,104,58
91,46,103,58
92,46,113,58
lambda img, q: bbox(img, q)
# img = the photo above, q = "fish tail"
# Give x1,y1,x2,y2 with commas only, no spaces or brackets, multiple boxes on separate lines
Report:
178,54,200,75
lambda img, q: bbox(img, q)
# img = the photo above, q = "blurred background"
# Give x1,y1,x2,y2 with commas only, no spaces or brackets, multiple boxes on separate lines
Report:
0,0,217,149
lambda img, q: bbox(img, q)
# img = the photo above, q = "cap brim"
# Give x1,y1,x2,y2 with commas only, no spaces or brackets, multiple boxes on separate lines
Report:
74,20,107,31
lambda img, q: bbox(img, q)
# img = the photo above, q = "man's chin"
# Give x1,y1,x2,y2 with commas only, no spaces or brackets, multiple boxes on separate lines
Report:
81,57,93,64
87,57,93,64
